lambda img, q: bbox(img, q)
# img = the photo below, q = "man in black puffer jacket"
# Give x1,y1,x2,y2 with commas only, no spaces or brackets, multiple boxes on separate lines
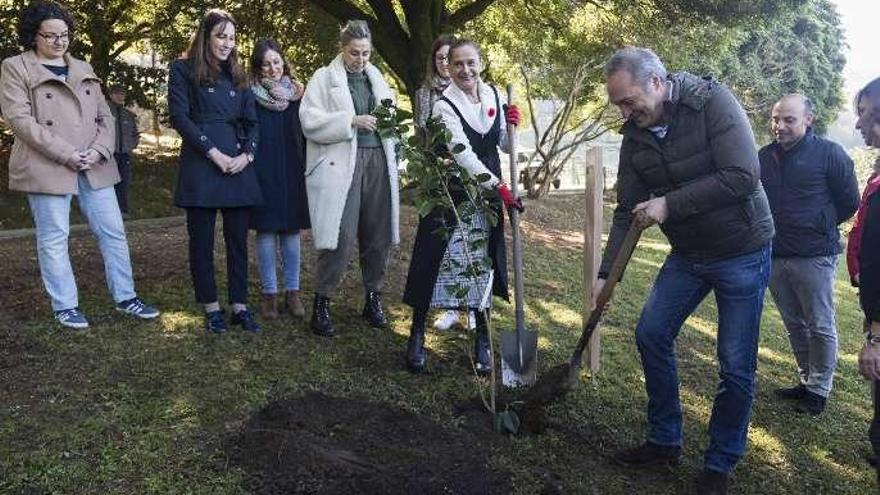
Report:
759,94,859,416
596,47,774,495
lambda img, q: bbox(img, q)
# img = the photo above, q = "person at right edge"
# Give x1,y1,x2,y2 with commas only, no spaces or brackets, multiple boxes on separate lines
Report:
849,76,880,484
758,94,859,416
596,47,774,495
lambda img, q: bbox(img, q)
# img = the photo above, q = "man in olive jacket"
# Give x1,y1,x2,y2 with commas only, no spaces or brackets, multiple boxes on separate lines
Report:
759,94,859,415
597,47,774,495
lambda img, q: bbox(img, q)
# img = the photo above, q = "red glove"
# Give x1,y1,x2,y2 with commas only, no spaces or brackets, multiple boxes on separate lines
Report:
497,183,524,212
504,104,521,126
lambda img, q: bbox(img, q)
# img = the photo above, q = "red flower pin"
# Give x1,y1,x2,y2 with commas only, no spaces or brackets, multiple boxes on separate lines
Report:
487,107,496,118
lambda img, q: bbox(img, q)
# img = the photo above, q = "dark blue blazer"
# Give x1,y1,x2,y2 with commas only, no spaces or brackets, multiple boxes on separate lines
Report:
168,59,263,208
759,129,859,258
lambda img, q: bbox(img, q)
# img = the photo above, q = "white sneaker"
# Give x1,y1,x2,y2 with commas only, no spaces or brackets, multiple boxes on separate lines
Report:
433,310,460,331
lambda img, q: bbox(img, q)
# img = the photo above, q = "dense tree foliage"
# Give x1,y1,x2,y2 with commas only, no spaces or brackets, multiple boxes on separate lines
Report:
0,0,845,143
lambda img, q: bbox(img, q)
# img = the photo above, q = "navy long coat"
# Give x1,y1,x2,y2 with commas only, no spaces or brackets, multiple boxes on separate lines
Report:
249,100,310,232
168,59,263,208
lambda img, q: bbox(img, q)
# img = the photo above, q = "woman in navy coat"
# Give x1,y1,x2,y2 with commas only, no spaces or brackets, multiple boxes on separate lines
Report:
248,39,310,320
168,9,262,333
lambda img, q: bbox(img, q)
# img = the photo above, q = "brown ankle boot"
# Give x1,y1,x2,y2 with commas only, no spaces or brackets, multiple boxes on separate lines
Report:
285,290,306,319
261,293,278,320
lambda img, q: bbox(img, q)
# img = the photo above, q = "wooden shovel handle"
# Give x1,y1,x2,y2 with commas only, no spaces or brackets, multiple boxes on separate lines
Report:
570,220,646,367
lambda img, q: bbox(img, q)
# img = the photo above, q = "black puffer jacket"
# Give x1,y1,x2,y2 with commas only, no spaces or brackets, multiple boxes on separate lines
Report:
600,73,774,276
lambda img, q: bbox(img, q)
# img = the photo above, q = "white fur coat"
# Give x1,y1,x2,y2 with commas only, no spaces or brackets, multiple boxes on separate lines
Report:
299,54,400,250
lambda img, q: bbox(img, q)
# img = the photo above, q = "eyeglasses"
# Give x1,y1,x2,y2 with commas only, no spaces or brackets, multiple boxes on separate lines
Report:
37,32,70,44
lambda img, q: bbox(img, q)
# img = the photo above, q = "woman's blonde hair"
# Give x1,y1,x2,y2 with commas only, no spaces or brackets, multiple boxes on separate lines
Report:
339,19,371,46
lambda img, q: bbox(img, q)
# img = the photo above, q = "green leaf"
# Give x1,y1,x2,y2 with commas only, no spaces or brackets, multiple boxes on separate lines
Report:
451,143,466,154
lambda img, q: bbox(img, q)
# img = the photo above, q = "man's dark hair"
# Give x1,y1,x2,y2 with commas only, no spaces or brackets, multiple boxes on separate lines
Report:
17,0,75,50
776,93,814,117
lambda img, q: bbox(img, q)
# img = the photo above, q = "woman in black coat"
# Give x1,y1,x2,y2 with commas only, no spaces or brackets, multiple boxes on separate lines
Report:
851,77,880,482
402,39,521,374
168,9,262,333
248,39,310,320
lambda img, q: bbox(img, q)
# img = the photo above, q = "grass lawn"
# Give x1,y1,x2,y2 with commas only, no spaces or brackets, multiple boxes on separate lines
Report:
0,176,876,492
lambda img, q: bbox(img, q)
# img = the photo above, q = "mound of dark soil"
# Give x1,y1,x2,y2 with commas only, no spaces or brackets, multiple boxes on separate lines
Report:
228,392,512,494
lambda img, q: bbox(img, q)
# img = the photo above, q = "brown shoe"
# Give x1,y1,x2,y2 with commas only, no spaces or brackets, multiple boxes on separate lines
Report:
261,293,278,320
285,290,306,319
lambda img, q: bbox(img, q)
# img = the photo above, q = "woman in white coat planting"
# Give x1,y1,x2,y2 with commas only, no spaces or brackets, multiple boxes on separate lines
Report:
299,20,399,337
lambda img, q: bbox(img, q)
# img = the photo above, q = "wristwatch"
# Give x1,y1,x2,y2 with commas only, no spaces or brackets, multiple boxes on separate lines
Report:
246,152,255,163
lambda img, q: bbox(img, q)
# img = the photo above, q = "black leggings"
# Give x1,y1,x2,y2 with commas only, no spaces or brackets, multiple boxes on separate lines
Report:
185,207,249,304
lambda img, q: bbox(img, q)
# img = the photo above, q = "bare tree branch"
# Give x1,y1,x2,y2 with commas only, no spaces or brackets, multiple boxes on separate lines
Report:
519,62,612,198
520,66,550,163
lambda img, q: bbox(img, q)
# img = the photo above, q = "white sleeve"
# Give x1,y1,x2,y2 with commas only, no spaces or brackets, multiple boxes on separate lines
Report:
433,99,499,189
299,69,355,144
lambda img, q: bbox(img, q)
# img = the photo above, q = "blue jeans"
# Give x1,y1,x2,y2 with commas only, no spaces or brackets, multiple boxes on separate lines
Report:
636,244,771,473
255,231,301,294
27,173,137,311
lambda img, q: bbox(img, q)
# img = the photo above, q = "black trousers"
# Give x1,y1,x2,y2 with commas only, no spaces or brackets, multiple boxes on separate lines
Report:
185,207,249,305
113,152,132,214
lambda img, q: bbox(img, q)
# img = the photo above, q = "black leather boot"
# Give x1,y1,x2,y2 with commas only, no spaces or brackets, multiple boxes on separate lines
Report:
362,291,389,328
406,322,427,373
473,312,491,376
311,294,335,337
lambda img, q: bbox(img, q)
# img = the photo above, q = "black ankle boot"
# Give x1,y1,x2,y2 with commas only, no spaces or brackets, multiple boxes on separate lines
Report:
311,294,335,337
474,325,492,376
406,322,427,373
362,291,388,328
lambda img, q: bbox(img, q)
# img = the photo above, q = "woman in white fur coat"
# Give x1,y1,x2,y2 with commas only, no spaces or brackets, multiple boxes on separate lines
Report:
299,20,399,337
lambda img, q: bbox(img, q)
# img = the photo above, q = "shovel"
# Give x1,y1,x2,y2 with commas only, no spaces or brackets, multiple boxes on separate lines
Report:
501,84,538,388
521,219,646,414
